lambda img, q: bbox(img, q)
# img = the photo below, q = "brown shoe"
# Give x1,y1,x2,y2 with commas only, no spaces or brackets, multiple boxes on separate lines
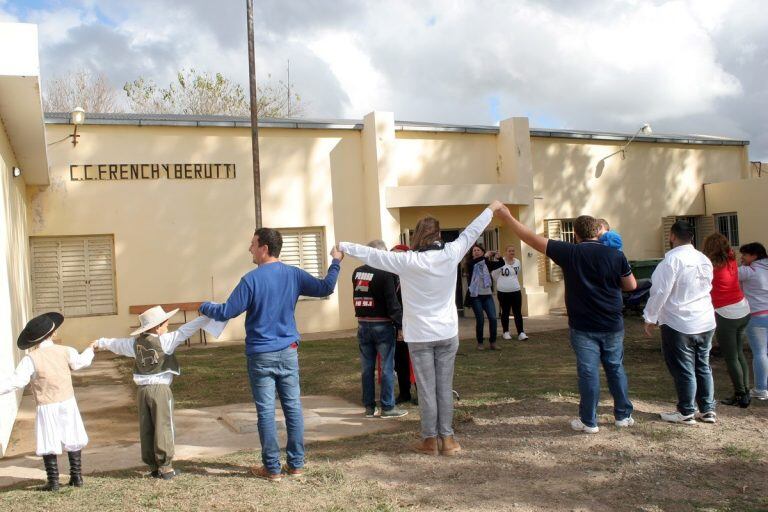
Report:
283,465,304,477
439,435,462,456
413,437,439,455
489,343,501,351
250,465,282,482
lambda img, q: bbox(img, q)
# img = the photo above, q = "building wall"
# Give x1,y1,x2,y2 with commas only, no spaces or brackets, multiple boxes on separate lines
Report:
530,138,749,309
0,119,32,455
37,124,366,348
705,178,768,246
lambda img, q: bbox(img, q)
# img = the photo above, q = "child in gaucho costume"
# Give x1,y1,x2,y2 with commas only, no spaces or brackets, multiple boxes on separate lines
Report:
92,306,209,480
0,312,95,491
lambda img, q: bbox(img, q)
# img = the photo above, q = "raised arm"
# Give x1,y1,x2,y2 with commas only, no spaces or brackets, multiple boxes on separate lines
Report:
96,336,137,358
445,206,495,263
0,357,35,395
338,243,409,275
68,346,95,371
297,257,342,298
159,315,211,354
494,206,548,255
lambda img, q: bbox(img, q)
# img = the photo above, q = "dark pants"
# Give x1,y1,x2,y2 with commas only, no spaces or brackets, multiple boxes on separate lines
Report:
660,325,716,416
394,337,412,400
357,322,396,410
569,329,633,428
470,294,497,344
715,313,751,395
137,384,175,471
498,290,524,335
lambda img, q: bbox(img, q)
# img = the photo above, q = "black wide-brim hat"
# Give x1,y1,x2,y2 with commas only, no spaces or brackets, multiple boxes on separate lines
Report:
17,312,64,350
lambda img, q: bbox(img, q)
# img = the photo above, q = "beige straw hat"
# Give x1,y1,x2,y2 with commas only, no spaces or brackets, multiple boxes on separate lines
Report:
130,306,179,336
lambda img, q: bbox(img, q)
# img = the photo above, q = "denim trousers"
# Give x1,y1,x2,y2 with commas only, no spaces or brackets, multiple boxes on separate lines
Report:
357,321,397,410
408,336,460,438
747,315,768,392
660,325,716,416
569,328,633,428
247,345,304,474
470,294,498,344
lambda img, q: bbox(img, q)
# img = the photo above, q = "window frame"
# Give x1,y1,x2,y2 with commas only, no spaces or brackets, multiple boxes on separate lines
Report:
715,212,739,247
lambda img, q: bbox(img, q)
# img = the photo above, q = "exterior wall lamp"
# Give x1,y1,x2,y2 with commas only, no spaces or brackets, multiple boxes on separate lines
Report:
12,167,22,178
70,107,85,147
595,123,652,177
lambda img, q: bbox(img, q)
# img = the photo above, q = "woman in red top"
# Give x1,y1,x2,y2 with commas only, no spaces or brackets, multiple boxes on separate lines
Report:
703,233,752,407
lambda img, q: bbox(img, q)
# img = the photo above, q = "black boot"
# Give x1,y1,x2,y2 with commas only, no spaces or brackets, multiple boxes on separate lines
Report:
739,393,752,409
721,395,740,406
67,450,84,487
40,454,60,491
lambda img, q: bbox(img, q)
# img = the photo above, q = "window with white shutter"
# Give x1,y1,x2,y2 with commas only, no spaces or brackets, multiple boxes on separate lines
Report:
545,219,568,283
30,236,117,317
279,228,326,278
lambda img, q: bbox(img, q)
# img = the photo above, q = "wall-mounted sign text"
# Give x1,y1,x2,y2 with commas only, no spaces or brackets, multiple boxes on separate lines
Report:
69,163,237,181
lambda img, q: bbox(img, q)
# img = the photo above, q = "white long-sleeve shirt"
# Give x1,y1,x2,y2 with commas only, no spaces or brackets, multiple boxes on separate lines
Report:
96,315,209,385
340,208,493,342
643,244,716,334
0,339,94,395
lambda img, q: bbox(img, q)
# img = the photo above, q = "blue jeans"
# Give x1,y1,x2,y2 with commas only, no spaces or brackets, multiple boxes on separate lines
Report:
747,315,768,392
357,322,397,410
470,294,497,344
660,325,716,416
569,328,633,428
246,345,304,474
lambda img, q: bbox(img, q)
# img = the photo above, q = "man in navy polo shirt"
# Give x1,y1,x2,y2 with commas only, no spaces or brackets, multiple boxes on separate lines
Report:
495,209,637,433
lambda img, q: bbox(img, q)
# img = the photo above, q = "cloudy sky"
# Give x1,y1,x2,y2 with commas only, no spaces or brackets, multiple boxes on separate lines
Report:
2,0,767,159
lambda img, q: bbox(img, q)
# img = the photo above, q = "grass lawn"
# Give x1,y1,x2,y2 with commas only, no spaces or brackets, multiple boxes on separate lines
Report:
3,317,768,511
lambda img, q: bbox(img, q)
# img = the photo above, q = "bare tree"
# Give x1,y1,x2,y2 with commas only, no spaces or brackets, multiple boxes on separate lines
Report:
124,69,303,118
43,69,123,113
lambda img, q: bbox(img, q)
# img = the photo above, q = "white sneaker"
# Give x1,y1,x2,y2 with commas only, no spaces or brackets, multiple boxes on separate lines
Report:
660,411,696,425
695,411,717,424
502,332,512,340
518,332,529,341
570,418,599,434
750,388,768,400
615,416,635,428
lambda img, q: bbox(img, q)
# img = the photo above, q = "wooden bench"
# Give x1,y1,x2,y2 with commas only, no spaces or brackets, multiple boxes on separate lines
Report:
128,302,208,346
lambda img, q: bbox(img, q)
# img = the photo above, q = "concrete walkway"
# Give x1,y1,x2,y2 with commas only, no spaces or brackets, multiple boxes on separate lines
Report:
0,358,401,488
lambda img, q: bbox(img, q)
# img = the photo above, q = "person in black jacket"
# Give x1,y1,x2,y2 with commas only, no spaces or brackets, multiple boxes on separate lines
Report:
391,244,414,404
352,240,408,418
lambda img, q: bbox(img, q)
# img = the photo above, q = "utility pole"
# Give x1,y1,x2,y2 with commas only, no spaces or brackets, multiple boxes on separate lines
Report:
246,0,262,228
287,59,291,117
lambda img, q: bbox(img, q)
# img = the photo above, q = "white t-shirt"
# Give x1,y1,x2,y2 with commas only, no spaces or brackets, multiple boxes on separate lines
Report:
492,259,521,292
340,209,493,343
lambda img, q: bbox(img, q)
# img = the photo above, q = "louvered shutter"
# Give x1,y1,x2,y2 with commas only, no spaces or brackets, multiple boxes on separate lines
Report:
546,220,563,283
661,216,676,254
31,236,116,317
279,228,326,278
695,215,715,251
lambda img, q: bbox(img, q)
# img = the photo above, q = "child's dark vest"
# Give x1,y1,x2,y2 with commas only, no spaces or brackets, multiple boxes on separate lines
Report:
133,334,180,376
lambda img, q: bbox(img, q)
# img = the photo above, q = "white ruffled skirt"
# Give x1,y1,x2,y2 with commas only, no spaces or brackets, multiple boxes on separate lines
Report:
35,396,89,456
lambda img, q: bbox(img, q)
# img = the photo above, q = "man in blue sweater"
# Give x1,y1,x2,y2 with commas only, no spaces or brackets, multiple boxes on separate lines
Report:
199,227,342,481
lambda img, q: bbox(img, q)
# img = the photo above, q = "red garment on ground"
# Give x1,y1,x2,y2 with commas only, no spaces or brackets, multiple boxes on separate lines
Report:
711,258,745,309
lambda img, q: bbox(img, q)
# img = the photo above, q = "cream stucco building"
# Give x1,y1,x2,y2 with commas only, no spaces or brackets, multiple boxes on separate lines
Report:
1,22,764,455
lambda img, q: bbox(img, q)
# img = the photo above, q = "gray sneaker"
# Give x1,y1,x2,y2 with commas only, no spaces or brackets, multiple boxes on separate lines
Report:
364,406,376,418
380,407,408,418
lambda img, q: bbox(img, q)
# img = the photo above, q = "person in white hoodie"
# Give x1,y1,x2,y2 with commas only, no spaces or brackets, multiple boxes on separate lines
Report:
338,200,504,456
737,242,768,400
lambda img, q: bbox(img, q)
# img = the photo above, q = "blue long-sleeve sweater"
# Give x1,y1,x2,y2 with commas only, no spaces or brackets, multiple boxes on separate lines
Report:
200,259,341,354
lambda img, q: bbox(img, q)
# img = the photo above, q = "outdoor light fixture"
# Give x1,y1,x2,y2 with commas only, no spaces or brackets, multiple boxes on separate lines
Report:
595,123,653,178
70,107,85,147
12,167,21,178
